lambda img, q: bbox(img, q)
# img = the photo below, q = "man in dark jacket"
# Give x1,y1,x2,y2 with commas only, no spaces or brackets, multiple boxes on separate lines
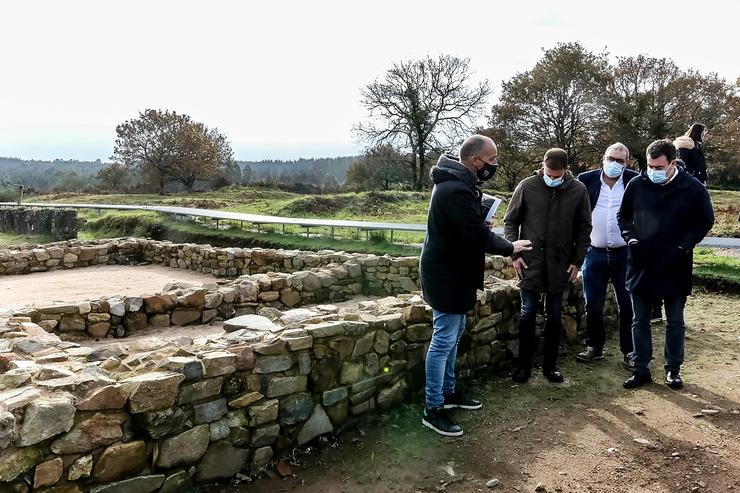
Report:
420,134,531,436
576,143,639,367
504,148,592,384
618,139,714,390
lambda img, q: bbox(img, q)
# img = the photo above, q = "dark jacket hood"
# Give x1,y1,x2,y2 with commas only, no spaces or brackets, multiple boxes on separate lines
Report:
430,154,478,187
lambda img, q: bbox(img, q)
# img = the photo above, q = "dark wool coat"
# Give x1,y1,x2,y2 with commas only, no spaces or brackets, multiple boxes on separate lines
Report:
503,170,592,294
419,155,514,314
617,169,714,298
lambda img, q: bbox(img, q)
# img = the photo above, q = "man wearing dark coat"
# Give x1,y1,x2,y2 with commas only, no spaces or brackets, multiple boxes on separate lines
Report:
504,148,592,384
618,139,714,390
419,134,531,437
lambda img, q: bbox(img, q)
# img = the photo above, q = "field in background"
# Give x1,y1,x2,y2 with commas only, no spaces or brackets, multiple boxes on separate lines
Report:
24,185,738,237
2,185,736,286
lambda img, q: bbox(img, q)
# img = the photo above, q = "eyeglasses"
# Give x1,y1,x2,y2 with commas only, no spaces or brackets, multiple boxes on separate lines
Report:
606,156,627,165
476,154,498,166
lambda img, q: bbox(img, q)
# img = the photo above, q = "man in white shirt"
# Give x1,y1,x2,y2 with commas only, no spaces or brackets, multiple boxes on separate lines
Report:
576,143,639,366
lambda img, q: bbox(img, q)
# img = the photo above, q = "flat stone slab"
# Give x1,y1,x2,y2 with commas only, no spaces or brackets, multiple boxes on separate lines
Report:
223,314,280,333
279,308,320,325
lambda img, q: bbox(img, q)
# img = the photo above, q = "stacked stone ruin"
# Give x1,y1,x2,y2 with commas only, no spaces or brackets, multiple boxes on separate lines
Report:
0,239,615,492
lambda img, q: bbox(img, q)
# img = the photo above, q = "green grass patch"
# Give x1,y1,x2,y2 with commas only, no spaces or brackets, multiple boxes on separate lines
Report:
77,210,422,257
0,231,55,246
693,247,740,291
80,210,165,239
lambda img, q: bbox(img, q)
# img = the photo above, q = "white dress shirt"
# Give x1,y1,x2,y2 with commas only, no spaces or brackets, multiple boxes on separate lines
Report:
590,173,627,249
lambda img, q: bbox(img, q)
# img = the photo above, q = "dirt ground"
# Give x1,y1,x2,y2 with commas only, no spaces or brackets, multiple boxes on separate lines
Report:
205,289,740,493
0,264,217,317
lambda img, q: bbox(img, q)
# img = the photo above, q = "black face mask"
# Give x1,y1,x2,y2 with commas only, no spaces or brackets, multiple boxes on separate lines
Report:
477,163,498,181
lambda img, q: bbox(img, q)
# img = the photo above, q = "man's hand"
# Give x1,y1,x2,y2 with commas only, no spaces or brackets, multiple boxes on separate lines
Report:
512,240,532,254
567,264,579,283
513,257,528,279
485,220,494,229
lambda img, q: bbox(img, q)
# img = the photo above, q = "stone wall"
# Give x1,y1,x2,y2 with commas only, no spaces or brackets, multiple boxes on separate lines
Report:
0,240,620,492
0,278,613,492
0,208,77,241
0,238,516,294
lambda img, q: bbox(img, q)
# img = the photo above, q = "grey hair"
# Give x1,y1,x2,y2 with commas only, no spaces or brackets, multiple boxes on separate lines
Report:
605,142,629,162
459,135,494,162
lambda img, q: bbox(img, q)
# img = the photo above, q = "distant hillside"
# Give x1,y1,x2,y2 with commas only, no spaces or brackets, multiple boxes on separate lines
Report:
0,157,105,190
1,155,360,192
238,156,359,186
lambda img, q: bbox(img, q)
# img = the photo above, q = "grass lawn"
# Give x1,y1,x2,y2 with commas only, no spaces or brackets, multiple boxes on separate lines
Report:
78,210,422,257
693,247,740,290
0,231,54,246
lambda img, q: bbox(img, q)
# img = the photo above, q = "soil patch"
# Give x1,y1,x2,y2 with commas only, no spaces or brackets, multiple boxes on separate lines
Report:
0,264,218,317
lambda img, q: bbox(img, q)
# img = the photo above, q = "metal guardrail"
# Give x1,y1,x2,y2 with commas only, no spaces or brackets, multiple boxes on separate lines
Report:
1,202,738,248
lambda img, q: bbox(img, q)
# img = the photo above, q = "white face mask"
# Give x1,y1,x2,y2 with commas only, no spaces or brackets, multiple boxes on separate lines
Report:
603,159,626,178
647,162,676,184
543,174,563,187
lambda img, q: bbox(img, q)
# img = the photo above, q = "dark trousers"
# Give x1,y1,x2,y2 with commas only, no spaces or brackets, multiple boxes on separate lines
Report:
631,292,687,376
518,288,563,371
582,246,633,355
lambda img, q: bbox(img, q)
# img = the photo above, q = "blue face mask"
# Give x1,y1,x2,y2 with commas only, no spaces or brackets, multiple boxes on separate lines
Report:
647,167,669,184
543,174,563,188
603,159,625,178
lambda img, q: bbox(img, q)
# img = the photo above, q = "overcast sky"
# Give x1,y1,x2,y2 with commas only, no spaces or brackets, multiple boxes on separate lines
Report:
1,0,737,162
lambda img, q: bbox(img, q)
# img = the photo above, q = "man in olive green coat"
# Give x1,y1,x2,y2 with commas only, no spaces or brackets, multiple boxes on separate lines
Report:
504,148,592,383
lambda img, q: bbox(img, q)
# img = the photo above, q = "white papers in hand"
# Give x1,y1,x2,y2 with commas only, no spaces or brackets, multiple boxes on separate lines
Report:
481,194,503,223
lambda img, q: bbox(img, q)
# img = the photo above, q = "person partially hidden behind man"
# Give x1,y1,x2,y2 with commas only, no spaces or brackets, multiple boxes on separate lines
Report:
618,139,714,390
419,135,531,436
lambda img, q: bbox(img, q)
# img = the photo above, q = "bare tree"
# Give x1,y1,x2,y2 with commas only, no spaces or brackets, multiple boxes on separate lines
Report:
355,55,490,190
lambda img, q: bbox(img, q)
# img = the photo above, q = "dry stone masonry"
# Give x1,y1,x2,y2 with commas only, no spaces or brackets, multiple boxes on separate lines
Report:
0,238,517,291
0,208,77,241
0,241,617,492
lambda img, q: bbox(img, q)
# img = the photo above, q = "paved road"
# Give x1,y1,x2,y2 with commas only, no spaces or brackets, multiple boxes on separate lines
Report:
2,202,738,248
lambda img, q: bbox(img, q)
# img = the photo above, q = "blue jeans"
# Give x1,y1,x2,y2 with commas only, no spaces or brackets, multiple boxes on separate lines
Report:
631,292,687,376
424,310,466,408
518,288,563,371
582,247,633,355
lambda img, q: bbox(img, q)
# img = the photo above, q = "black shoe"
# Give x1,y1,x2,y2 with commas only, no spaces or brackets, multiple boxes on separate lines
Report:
620,354,635,372
422,406,463,437
665,371,683,390
543,368,564,383
512,367,531,384
443,390,482,410
623,373,652,389
576,347,604,362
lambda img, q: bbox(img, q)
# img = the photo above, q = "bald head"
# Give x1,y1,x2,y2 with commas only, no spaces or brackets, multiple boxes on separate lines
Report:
460,135,496,165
